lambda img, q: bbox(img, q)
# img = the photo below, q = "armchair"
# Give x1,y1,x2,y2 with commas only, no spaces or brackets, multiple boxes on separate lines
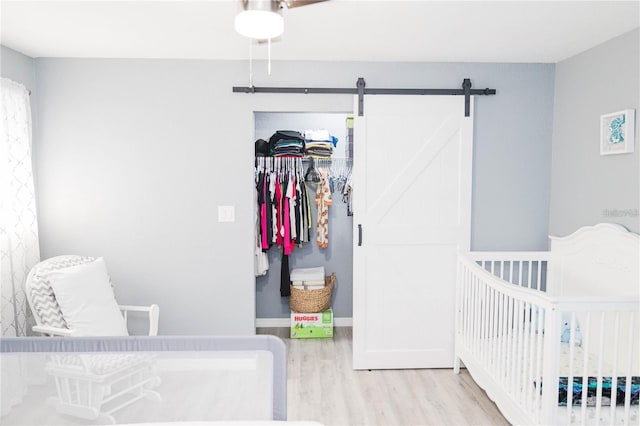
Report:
24,255,161,423
26,255,159,337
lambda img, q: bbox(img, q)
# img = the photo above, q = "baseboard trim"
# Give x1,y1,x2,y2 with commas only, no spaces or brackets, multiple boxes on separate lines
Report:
256,317,353,328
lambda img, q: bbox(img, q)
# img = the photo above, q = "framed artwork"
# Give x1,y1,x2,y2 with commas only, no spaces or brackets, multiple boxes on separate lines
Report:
600,109,635,155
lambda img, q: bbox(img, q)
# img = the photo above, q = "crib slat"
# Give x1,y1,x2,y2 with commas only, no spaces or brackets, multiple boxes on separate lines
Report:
471,273,477,353
527,260,533,289
471,276,480,356
503,294,509,389
595,312,606,424
623,312,634,426
484,284,491,367
511,298,519,394
521,302,531,408
467,265,472,347
567,312,576,423
509,298,516,393
581,313,591,426
462,265,468,348
478,278,483,361
515,300,524,404
504,293,510,386
498,292,505,384
609,312,620,425
537,261,542,291
490,288,497,374
480,273,485,361
541,307,560,425
526,303,535,413
481,283,487,365
534,306,544,422
518,261,524,287
467,266,473,349
461,264,466,347
509,261,514,285
512,299,521,394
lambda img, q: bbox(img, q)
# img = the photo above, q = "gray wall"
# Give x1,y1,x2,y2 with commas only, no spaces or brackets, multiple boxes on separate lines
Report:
33,58,554,331
550,29,640,236
1,45,36,92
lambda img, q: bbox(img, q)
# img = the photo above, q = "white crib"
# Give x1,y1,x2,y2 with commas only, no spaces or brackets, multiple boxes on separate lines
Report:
455,223,639,425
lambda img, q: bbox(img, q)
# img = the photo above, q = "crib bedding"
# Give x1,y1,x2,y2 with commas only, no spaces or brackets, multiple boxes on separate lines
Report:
556,376,640,406
555,343,639,406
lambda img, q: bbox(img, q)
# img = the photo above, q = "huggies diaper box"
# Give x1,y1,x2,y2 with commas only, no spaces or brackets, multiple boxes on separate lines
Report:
290,309,333,339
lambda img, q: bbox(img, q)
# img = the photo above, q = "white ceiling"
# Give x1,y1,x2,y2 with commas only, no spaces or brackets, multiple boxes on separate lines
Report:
1,0,639,63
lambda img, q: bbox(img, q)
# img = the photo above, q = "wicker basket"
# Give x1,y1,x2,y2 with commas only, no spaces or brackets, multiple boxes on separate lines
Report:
289,273,335,313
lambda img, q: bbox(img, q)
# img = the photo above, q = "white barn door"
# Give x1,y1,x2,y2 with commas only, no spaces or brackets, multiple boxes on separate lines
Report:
352,95,473,369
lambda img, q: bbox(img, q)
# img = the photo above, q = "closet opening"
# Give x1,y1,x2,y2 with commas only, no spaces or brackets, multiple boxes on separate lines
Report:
253,112,354,330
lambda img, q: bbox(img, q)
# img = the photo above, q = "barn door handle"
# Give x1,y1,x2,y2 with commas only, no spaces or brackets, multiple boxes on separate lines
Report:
358,224,363,246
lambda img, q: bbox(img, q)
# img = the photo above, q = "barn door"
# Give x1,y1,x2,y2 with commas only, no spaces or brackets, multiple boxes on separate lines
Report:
352,95,473,369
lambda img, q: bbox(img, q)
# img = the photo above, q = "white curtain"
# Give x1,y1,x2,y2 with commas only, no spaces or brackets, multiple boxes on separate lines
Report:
0,78,40,337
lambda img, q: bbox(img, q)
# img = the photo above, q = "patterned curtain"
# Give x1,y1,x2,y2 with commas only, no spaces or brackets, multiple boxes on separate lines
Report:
0,78,40,337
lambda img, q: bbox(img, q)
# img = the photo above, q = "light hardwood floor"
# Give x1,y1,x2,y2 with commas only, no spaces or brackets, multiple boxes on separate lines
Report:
258,326,510,426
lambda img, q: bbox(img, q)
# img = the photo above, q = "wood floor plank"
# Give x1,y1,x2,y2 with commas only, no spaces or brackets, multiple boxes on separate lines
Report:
258,326,510,426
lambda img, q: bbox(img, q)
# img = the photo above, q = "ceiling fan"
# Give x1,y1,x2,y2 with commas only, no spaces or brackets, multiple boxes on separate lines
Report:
235,0,329,41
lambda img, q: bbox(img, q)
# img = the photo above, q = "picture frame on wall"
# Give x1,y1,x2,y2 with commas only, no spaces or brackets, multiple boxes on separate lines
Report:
600,109,635,155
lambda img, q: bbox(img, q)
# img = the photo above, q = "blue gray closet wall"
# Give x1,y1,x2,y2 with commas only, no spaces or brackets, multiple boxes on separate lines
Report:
31,58,554,332
254,112,353,319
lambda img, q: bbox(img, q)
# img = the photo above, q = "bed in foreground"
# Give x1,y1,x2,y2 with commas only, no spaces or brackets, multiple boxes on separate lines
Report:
455,223,639,425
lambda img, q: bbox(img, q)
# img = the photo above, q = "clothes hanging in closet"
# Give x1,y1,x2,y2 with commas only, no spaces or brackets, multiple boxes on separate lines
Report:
254,156,353,291
255,157,313,294
315,168,332,248
254,186,269,277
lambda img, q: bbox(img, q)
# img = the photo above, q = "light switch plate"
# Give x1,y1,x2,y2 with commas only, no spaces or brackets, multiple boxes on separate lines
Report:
218,205,235,222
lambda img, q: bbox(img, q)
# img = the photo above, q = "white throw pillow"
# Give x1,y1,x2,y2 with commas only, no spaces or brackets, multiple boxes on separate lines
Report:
47,257,129,336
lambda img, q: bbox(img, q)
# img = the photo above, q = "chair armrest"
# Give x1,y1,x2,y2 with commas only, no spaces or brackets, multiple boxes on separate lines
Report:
32,325,77,337
119,304,159,336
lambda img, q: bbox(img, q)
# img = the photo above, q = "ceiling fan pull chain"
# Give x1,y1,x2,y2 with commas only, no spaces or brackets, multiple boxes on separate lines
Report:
249,39,254,87
268,37,272,75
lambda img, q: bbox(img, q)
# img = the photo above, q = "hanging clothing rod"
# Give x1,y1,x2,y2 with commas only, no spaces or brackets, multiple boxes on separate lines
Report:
232,77,496,117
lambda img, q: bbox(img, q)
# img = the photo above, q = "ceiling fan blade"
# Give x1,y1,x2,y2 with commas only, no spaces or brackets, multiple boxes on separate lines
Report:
281,0,328,9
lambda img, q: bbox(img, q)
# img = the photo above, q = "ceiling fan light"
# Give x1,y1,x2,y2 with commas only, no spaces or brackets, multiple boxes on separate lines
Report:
235,10,284,40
